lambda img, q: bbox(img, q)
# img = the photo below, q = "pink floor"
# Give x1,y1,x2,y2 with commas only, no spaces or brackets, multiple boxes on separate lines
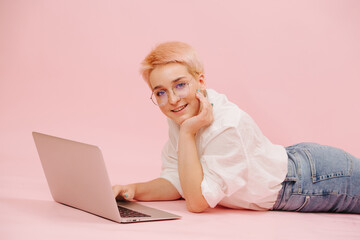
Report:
1,156,360,240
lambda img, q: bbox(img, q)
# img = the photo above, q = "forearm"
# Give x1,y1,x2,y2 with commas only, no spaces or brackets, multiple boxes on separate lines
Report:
134,178,181,201
178,131,209,212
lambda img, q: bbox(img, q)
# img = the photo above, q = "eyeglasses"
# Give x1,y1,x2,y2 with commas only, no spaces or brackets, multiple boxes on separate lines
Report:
150,80,191,106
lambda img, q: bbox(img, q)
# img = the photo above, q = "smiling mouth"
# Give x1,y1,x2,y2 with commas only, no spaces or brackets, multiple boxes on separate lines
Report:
171,104,188,112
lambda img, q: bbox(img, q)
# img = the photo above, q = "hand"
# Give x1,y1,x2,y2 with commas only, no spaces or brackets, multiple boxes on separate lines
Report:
112,184,136,201
180,89,214,135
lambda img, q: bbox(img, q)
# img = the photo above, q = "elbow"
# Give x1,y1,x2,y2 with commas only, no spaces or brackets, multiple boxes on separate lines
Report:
187,206,207,213
186,198,209,213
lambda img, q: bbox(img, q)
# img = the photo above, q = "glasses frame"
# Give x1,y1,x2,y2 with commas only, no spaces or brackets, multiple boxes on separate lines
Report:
150,79,193,106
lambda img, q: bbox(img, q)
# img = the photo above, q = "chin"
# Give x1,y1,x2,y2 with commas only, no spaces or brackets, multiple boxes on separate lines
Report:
170,113,192,126
164,103,199,125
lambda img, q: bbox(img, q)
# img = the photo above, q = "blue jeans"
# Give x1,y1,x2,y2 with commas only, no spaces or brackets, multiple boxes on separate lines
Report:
272,142,360,213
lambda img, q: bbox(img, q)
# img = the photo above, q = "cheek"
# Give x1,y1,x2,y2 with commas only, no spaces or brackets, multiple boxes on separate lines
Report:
159,107,169,116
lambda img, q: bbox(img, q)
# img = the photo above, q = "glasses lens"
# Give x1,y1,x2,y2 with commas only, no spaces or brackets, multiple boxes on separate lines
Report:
174,82,189,98
152,90,167,106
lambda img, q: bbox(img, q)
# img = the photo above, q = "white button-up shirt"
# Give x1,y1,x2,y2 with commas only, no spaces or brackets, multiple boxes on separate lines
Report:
160,89,288,210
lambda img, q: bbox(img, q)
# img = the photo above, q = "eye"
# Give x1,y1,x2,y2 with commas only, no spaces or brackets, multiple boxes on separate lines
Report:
175,82,187,89
156,90,166,97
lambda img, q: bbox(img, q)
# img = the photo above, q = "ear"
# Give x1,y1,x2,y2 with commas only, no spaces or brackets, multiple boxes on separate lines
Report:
198,74,206,91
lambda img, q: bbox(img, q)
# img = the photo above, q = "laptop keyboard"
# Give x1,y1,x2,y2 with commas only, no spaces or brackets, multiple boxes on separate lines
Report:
118,206,151,218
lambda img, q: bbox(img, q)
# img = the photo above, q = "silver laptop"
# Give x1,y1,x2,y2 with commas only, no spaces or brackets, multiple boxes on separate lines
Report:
32,132,181,223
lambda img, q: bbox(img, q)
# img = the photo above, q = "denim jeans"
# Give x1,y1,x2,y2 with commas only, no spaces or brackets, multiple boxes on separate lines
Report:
272,142,360,213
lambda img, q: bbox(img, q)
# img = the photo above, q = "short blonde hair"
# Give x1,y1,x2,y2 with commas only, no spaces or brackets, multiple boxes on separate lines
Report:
140,41,204,88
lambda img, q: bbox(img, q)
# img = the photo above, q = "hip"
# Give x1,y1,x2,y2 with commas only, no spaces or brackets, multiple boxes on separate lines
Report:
272,142,360,213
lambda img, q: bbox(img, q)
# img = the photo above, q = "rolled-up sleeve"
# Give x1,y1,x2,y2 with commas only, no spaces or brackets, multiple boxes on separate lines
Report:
160,140,184,197
200,126,248,208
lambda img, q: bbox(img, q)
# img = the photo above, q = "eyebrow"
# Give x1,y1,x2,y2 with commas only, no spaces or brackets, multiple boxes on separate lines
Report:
152,76,186,91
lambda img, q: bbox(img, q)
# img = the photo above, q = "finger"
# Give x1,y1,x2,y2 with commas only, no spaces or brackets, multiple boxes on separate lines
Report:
122,190,134,201
195,90,214,126
113,185,128,201
196,89,212,106
196,89,205,100
196,91,212,114
116,192,127,201
196,89,211,110
194,92,204,119
112,185,121,198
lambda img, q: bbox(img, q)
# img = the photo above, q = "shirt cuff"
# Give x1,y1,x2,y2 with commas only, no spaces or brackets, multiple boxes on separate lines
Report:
201,175,225,208
160,173,184,198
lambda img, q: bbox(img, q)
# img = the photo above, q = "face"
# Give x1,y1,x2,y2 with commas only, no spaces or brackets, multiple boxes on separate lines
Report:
149,63,206,125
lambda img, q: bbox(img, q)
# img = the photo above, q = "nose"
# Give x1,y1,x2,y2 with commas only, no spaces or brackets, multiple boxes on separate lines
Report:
167,91,180,105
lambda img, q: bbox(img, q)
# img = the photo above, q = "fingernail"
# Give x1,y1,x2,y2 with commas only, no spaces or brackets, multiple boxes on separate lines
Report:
124,194,129,198
196,89,201,92
211,103,214,107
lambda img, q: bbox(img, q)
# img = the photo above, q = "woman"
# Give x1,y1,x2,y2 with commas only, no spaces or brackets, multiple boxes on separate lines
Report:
113,41,360,213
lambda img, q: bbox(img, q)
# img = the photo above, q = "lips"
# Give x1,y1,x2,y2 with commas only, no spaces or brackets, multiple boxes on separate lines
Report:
171,104,188,112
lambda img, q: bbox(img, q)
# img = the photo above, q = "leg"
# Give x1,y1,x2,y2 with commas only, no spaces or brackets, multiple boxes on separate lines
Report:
272,142,360,213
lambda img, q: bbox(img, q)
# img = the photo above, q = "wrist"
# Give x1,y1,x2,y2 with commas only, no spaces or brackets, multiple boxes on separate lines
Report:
179,127,196,138
131,183,138,199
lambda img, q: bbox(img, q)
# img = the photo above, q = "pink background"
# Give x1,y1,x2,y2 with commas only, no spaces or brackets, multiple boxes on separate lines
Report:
1,0,360,239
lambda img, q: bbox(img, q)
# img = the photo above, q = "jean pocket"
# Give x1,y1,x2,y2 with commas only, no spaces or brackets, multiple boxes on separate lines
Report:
295,195,310,212
279,194,310,212
303,145,353,183
284,151,297,182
